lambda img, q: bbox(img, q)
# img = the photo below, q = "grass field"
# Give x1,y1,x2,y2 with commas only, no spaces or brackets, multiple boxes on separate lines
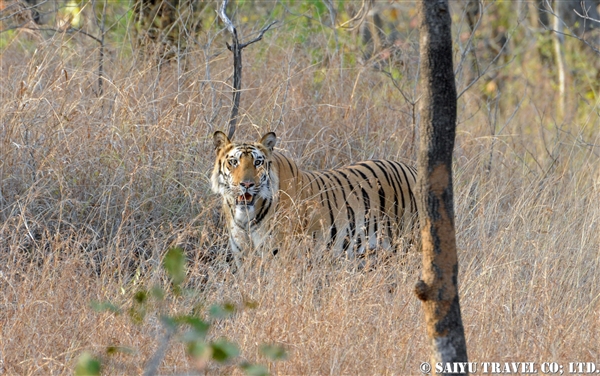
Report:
1,4,599,375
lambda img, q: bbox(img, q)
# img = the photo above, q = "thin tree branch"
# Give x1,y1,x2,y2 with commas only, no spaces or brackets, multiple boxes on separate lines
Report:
143,323,175,376
574,8,600,24
454,0,485,84
337,0,370,30
96,0,107,97
540,1,600,54
217,0,241,140
239,21,276,49
0,24,102,43
217,0,276,140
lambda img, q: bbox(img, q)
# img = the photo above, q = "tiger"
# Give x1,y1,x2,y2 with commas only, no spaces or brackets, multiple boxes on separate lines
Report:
211,131,418,266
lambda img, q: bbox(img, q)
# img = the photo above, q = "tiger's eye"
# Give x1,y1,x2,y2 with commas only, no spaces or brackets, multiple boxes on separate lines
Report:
254,159,263,167
228,159,238,167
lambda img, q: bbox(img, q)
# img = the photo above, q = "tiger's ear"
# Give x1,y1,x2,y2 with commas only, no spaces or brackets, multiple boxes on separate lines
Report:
259,132,277,152
213,131,231,154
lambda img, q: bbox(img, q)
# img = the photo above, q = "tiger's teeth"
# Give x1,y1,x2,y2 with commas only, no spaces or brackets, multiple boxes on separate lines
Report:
236,193,254,205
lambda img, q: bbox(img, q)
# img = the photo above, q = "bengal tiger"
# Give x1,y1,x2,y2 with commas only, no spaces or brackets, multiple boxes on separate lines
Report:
211,131,418,265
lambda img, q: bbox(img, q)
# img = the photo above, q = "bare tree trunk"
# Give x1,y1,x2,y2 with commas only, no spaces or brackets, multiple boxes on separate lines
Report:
551,0,566,121
414,1,468,374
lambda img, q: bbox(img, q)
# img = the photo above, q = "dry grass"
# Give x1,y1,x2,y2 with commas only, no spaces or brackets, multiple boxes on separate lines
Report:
1,6,599,375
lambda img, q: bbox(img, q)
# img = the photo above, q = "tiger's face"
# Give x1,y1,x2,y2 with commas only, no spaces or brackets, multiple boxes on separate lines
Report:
211,131,278,216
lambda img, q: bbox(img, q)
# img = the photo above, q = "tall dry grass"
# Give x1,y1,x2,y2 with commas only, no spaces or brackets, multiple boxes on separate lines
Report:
1,5,599,375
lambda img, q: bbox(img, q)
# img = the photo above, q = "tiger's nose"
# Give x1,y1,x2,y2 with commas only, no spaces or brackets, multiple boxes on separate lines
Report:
240,181,254,189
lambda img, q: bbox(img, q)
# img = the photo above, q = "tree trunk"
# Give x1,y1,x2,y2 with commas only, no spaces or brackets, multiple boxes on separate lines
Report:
551,0,566,121
414,1,468,374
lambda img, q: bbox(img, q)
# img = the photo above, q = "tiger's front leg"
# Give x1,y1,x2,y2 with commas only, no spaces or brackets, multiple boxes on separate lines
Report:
227,223,250,269
227,218,272,268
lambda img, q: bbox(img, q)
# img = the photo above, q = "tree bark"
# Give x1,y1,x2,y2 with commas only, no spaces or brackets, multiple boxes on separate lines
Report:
414,1,468,374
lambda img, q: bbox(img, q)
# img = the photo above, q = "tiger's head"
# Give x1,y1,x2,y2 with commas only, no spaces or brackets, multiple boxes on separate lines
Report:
211,131,278,211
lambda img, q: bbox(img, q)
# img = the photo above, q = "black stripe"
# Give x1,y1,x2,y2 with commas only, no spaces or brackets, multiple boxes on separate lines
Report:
349,167,373,188
378,184,386,238
405,164,418,181
356,162,379,180
321,171,340,208
277,153,296,177
335,170,358,240
313,172,324,197
391,161,417,213
252,198,272,228
342,231,351,253
370,160,393,186
303,171,316,192
337,170,357,197
387,161,408,214
403,164,418,213
338,170,362,240
357,162,386,239
328,170,356,246
349,167,373,235
347,205,356,239
356,234,362,253
326,199,337,249
373,160,401,238
326,170,346,196
316,174,338,248
356,182,372,236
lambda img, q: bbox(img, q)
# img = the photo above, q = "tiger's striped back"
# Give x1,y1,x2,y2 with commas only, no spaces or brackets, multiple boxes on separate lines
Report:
272,154,417,257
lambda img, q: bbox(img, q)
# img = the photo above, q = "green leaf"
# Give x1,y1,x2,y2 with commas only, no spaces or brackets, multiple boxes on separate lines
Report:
128,305,146,324
177,315,210,341
74,352,101,376
133,290,147,304
106,346,135,355
210,339,239,363
159,315,178,331
240,362,270,376
208,303,236,319
259,344,288,361
150,285,165,300
90,300,121,314
187,340,209,358
163,247,186,286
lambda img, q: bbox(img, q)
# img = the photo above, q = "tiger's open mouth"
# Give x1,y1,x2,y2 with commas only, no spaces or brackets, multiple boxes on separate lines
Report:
236,192,255,206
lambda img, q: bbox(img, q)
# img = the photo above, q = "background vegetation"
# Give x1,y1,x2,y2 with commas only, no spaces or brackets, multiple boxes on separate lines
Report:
1,0,599,374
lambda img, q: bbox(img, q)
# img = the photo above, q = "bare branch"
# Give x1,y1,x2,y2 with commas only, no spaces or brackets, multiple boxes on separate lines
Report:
217,0,241,140
574,8,600,24
454,0,485,84
239,21,277,49
380,70,419,106
143,324,175,376
217,0,235,35
456,17,518,99
216,0,276,139
540,1,600,55
337,0,370,30
0,25,103,43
